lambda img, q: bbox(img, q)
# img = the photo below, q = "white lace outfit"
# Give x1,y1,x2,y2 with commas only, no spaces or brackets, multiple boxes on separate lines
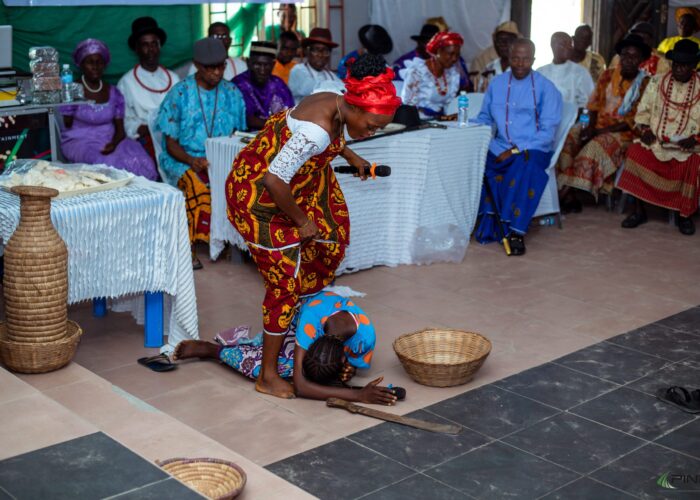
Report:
399,58,460,118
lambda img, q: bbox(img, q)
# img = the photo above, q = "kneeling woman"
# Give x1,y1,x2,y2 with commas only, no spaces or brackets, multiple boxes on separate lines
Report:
174,292,397,405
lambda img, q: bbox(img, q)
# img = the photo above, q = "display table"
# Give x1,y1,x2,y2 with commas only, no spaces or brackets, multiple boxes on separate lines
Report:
206,125,492,273
0,178,198,352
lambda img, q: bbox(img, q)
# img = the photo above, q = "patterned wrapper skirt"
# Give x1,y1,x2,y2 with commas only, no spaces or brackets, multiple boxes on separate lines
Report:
178,169,211,245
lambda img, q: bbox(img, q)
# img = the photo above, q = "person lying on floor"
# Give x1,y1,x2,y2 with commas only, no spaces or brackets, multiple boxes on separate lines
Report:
173,291,398,405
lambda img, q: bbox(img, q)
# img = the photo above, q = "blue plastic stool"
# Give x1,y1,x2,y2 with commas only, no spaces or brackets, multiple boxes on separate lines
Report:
91,292,164,348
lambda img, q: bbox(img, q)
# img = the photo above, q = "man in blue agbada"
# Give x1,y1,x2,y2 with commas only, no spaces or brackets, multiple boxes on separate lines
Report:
473,38,562,256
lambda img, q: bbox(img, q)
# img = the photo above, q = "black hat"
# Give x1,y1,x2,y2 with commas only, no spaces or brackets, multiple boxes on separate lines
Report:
629,21,654,37
392,105,422,127
193,37,227,65
359,24,393,55
249,41,277,58
614,34,652,60
666,38,700,64
411,24,440,42
128,17,167,51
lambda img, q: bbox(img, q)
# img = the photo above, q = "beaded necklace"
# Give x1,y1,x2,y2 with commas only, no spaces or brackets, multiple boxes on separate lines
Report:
132,65,172,94
655,72,700,142
504,72,539,145
427,59,448,96
196,83,219,138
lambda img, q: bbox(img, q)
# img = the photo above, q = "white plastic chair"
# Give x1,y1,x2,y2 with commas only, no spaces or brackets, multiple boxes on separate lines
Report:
147,109,168,182
533,101,578,225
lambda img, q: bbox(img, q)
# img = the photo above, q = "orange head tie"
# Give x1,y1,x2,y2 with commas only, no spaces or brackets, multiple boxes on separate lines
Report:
370,163,377,180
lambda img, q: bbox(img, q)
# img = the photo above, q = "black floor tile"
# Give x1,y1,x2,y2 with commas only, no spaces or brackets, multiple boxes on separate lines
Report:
424,441,579,499
360,474,469,500
0,486,13,500
570,387,696,441
108,479,203,499
656,419,700,460
627,360,700,396
426,385,559,439
503,413,644,474
554,342,669,384
607,323,700,362
494,363,618,410
266,438,413,500
655,307,700,336
591,443,700,498
540,477,638,499
347,410,488,472
0,433,167,500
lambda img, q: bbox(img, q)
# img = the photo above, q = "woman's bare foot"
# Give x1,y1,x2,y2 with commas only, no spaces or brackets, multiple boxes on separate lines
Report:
256,372,295,399
173,340,220,361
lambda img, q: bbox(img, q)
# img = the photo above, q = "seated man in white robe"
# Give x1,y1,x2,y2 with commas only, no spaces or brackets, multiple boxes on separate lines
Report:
538,32,595,109
288,27,343,104
117,16,180,159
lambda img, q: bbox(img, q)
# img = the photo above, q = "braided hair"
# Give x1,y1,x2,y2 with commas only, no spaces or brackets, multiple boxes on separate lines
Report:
302,335,345,385
349,53,387,79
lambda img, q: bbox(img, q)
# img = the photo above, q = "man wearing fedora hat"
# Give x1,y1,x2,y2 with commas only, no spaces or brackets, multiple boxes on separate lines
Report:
610,22,668,76
288,27,342,104
392,23,439,77
117,17,179,155
471,21,520,75
336,24,393,79
618,39,700,236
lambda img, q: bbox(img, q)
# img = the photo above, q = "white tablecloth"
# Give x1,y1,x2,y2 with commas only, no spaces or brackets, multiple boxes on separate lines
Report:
0,178,198,351
206,125,491,273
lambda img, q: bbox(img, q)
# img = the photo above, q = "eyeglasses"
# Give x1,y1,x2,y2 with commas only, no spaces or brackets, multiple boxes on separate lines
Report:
201,63,226,73
211,34,231,41
309,46,331,55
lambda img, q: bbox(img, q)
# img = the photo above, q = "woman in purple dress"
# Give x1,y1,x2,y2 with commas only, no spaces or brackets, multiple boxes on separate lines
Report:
60,39,157,180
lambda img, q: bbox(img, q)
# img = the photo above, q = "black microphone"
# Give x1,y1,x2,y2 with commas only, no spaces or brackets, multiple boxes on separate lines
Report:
333,165,391,177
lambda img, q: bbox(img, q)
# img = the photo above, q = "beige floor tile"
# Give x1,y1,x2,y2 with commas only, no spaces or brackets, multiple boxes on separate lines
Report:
0,367,36,404
0,393,96,460
16,361,95,392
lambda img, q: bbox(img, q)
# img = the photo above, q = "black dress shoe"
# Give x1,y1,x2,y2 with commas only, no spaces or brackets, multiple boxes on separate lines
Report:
678,217,696,236
508,234,526,256
621,213,648,228
561,199,583,214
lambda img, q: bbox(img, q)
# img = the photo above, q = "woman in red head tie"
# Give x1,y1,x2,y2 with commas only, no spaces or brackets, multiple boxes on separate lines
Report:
400,31,464,119
226,54,400,399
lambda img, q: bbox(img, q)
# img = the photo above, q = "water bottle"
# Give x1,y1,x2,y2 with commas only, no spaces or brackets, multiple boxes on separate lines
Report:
457,91,469,127
538,215,556,226
61,64,73,103
579,108,590,129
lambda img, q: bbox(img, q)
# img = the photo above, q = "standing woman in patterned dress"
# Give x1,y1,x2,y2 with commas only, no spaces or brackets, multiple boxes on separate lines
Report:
225,54,401,398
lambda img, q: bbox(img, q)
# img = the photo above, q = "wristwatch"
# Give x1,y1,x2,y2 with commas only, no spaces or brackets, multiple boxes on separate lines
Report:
510,147,520,155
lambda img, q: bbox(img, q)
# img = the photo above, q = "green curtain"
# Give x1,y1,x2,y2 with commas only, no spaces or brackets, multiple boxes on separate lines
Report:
0,5,206,83
227,3,266,57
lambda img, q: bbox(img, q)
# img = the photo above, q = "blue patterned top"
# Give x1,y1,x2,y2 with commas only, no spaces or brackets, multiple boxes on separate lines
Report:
296,291,376,369
156,75,246,185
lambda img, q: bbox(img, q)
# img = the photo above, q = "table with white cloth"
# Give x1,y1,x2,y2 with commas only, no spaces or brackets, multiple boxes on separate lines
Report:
0,178,198,353
206,125,492,273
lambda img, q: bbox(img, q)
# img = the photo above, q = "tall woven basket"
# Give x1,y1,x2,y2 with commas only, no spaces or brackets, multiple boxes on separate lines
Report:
3,186,68,343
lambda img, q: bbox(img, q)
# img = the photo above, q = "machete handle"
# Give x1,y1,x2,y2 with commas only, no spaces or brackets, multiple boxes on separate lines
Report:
326,398,359,413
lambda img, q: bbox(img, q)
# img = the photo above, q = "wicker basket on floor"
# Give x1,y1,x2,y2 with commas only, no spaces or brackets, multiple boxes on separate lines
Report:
0,320,82,374
157,458,246,500
393,328,492,387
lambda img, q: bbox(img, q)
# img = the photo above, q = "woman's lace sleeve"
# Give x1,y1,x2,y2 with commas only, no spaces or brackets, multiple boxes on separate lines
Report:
268,122,331,183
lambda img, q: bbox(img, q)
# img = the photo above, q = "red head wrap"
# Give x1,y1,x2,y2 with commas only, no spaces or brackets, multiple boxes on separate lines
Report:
343,67,402,116
426,32,464,56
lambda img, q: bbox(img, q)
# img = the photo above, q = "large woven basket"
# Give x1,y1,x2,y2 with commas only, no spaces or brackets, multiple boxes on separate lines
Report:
0,320,82,374
158,458,246,500
393,328,492,387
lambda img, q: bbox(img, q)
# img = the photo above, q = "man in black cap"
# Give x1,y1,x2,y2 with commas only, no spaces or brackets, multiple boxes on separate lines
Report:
155,37,247,269
619,38,700,236
392,24,439,79
336,24,393,79
187,22,247,81
117,17,179,157
610,21,666,75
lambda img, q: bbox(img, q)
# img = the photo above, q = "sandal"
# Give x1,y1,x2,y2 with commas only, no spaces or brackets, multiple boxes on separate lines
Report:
621,212,648,228
655,386,700,414
508,234,526,256
137,353,177,373
192,256,203,271
678,217,696,236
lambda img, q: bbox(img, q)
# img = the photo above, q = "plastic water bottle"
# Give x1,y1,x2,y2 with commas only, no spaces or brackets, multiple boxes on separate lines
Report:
579,108,590,129
61,64,73,103
457,91,469,127
538,215,556,226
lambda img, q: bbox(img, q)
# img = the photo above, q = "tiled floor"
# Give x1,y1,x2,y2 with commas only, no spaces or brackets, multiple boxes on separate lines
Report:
0,433,202,499
2,206,700,498
268,308,700,499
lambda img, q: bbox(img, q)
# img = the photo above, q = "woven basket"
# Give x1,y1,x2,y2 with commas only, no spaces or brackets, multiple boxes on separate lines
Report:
0,320,82,374
157,458,246,500
393,328,492,387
